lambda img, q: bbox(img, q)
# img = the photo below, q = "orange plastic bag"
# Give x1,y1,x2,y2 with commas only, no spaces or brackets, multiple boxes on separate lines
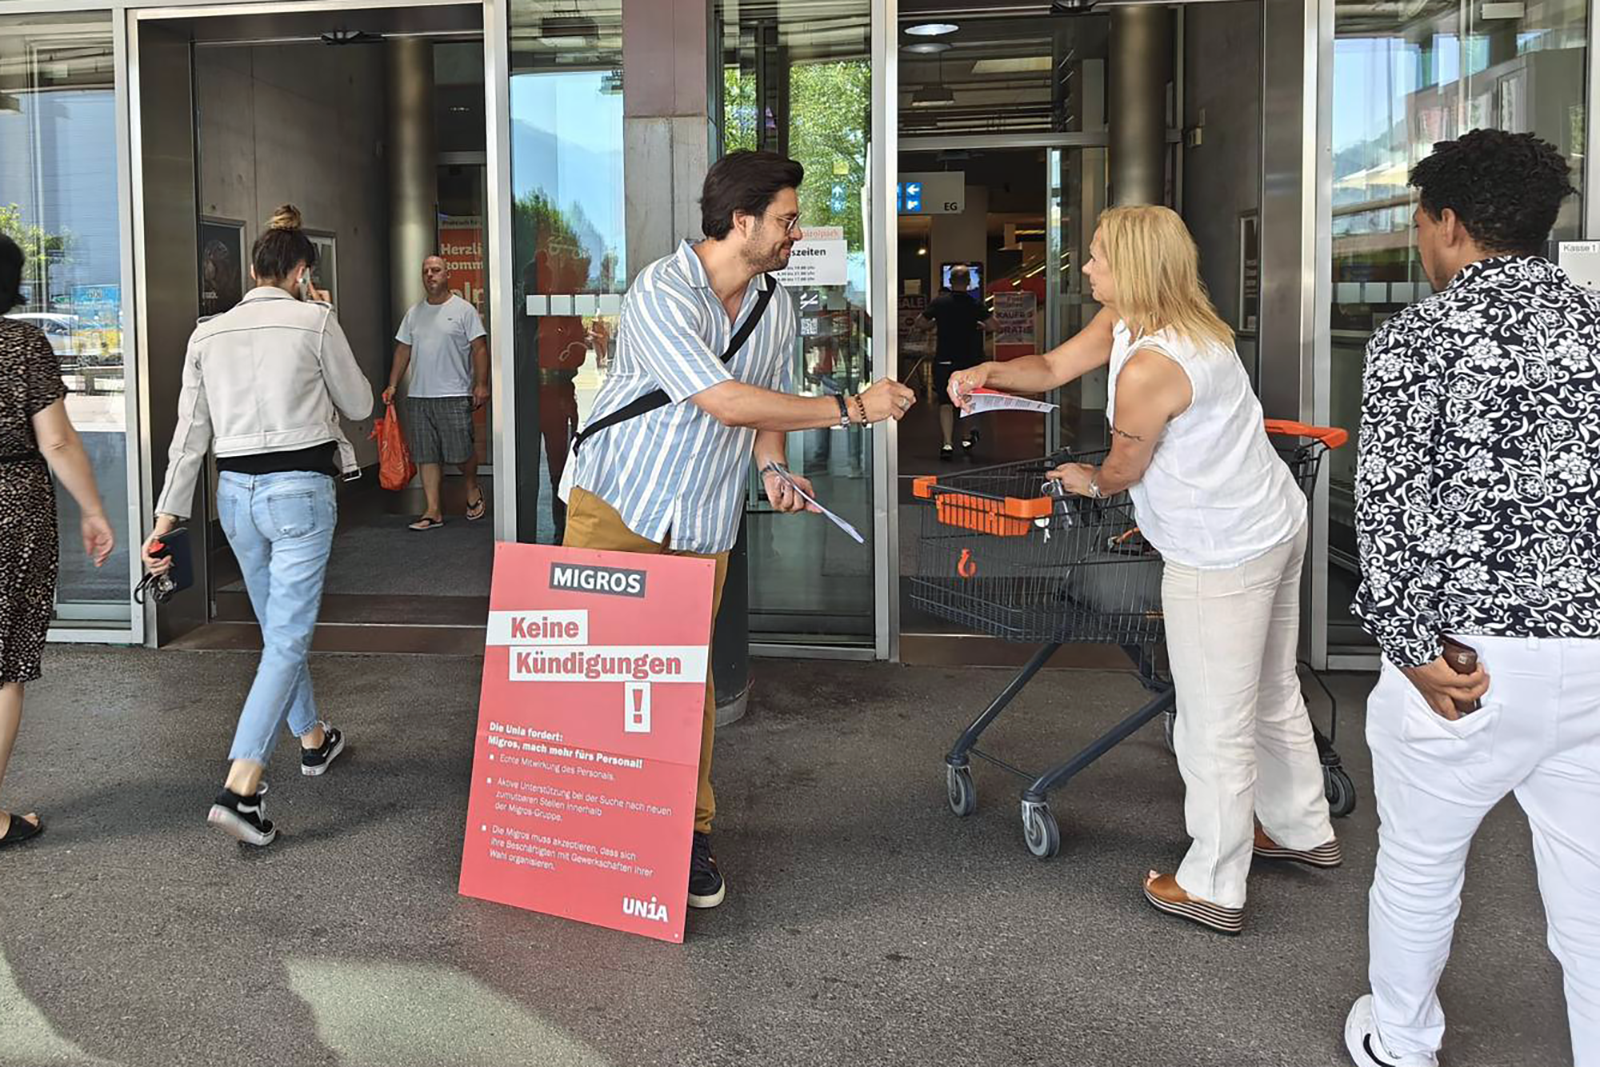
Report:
371,401,416,491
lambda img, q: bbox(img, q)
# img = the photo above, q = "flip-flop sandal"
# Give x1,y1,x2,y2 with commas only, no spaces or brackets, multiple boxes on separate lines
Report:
408,517,446,532
466,494,487,522
0,812,43,849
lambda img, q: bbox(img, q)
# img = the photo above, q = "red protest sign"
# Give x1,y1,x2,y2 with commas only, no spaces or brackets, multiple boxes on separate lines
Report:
458,543,715,943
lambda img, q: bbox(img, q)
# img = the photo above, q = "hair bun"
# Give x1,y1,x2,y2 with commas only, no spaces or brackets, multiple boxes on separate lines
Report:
267,204,304,232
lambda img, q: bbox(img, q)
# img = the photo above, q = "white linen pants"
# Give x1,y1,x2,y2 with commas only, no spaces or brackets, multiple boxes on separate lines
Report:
1366,636,1600,1065
1162,522,1334,909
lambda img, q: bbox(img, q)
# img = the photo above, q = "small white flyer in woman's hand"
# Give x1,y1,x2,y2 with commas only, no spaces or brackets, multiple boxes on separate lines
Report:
962,389,1059,418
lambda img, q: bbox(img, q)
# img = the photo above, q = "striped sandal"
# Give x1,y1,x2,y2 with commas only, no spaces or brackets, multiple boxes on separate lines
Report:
1253,826,1343,868
1142,871,1245,936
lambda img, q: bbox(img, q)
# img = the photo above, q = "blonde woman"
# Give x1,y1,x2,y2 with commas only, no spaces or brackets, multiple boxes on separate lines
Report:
950,205,1336,934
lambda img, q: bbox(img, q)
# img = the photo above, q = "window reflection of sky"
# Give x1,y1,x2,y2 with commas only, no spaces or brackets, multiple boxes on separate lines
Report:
510,71,624,281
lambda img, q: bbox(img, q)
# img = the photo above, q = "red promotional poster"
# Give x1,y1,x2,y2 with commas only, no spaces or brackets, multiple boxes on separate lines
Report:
458,543,715,943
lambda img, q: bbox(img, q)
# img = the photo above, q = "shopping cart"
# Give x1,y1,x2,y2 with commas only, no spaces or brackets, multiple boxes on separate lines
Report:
910,419,1351,858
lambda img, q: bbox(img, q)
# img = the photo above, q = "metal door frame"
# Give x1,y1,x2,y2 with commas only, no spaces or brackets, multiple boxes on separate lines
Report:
121,0,516,646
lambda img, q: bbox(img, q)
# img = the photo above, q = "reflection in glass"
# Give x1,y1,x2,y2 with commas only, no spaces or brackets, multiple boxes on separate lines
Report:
1326,0,1587,649
509,1,625,544
0,13,130,628
716,0,877,645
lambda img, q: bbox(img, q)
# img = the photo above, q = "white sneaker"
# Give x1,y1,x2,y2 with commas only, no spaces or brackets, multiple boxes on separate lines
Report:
1345,994,1438,1067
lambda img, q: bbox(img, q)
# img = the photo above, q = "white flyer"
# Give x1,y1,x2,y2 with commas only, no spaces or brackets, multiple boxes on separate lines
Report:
762,465,865,544
961,388,1058,418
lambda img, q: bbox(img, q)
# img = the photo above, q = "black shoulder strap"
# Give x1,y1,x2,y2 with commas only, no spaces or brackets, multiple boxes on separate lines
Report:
572,275,777,454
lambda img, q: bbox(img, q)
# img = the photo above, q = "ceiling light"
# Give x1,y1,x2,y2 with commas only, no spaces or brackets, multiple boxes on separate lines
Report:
918,247,927,256
905,22,959,36
971,57,1053,74
320,29,383,45
910,84,955,107
904,41,952,54
541,13,598,40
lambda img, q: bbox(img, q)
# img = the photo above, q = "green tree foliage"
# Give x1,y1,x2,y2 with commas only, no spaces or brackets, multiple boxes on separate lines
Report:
722,60,871,250
787,60,870,250
0,204,70,306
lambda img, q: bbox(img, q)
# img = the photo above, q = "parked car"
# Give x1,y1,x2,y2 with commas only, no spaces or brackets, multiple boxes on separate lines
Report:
4,312,82,360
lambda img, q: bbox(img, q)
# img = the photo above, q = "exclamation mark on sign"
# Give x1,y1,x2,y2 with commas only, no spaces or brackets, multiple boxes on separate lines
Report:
624,682,652,734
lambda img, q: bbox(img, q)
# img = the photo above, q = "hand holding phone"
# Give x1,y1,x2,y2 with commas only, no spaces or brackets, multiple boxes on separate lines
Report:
1440,636,1484,716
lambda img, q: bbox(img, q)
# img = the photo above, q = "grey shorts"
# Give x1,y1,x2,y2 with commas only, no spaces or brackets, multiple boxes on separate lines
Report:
404,395,475,466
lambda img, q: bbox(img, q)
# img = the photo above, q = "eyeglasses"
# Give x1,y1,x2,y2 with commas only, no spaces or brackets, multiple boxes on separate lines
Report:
767,212,803,236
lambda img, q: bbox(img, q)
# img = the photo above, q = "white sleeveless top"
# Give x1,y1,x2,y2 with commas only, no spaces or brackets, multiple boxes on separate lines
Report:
1107,321,1304,570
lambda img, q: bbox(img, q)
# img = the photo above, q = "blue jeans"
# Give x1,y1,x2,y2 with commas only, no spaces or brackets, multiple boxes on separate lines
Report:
215,471,337,765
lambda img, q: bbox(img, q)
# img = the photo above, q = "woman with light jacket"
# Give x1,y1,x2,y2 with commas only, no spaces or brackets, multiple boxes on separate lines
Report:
950,205,1337,934
144,205,374,846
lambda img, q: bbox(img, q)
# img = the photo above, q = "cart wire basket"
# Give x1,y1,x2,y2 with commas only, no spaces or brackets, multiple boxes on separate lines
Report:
911,418,1351,859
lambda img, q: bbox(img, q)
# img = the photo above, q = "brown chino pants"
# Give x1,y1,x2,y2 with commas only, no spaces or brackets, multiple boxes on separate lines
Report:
562,486,729,834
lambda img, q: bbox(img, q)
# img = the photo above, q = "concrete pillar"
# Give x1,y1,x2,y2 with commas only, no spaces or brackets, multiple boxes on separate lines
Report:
387,37,436,326
622,0,710,281
1109,6,1172,206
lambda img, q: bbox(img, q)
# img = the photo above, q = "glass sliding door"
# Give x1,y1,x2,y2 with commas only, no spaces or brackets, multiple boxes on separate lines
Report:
1047,145,1109,452
507,0,625,546
0,11,136,636
716,0,877,647
1325,0,1588,653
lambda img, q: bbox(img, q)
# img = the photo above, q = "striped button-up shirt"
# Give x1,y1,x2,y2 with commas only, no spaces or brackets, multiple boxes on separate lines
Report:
567,240,796,554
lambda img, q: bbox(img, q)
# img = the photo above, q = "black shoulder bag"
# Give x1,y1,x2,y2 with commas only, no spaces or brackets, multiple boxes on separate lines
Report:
571,275,776,454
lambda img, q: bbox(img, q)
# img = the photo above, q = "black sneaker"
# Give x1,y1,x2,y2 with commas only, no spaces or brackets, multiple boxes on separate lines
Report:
300,724,345,777
207,782,276,846
688,831,726,909
962,429,980,452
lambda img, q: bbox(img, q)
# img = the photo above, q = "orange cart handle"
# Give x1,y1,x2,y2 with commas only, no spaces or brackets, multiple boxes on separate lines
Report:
912,475,1053,519
1263,419,1349,450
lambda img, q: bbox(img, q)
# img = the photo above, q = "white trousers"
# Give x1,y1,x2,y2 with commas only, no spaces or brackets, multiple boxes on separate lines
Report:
1366,635,1600,1064
1161,523,1334,909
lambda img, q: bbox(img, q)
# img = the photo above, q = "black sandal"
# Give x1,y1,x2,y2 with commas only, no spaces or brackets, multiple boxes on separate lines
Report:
0,812,43,849
466,493,487,522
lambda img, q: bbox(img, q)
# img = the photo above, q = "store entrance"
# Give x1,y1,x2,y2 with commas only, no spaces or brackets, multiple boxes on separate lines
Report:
894,1,1269,660
132,3,497,651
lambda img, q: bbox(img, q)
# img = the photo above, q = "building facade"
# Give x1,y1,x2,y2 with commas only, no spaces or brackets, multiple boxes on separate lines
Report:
1,0,1592,668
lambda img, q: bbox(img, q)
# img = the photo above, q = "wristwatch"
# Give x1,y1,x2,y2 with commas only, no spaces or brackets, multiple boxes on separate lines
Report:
1087,471,1104,499
834,394,851,427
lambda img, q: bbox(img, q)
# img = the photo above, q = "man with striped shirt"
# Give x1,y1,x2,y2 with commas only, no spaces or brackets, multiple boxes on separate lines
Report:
561,151,915,910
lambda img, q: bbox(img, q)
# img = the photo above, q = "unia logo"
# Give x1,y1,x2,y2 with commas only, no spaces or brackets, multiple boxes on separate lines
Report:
622,895,670,924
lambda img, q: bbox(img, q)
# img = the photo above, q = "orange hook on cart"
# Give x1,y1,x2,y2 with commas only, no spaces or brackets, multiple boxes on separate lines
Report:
957,549,977,579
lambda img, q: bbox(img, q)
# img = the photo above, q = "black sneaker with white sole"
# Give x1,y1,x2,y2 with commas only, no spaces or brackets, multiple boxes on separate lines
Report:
207,782,276,846
300,724,345,777
688,831,725,909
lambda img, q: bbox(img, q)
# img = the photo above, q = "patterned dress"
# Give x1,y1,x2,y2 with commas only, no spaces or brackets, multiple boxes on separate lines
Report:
0,318,67,684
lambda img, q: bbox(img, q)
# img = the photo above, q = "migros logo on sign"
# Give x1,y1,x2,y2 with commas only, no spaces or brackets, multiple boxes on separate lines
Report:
549,562,646,598
622,895,671,924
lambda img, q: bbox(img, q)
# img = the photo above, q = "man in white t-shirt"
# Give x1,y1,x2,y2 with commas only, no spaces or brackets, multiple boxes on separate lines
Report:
383,255,489,530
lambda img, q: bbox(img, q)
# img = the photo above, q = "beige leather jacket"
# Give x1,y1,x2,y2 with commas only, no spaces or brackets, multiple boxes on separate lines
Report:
154,287,375,519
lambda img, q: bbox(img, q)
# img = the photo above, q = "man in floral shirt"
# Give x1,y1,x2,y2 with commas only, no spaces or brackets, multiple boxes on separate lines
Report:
1348,129,1600,1067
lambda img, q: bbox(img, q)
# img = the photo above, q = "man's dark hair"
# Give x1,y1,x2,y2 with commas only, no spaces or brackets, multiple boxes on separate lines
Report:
700,151,804,240
1409,130,1576,255
0,234,22,313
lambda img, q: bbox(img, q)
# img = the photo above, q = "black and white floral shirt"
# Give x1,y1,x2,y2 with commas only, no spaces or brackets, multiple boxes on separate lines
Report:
1355,255,1600,668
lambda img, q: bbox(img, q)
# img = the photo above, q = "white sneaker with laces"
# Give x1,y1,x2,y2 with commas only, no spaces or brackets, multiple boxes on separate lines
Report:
1345,994,1438,1067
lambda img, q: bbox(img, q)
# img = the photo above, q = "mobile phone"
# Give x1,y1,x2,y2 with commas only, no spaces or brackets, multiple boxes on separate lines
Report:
1440,635,1483,715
